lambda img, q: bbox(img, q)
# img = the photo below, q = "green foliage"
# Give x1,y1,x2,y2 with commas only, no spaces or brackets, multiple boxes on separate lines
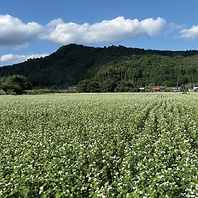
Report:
31,89,57,94
77,53,198,92
77,79,101,93
0,44,198,90
0,93,198,197
0,75,31,94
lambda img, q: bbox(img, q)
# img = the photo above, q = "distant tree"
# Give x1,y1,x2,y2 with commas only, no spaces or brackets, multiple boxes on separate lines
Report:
77,79,101,93
100,79,117,92
0,75,31,94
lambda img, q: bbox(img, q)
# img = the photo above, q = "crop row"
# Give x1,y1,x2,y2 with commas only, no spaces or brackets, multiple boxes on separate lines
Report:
0,93,198,197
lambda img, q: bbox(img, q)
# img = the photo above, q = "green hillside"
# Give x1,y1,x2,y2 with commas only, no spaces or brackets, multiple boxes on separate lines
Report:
0,44,198,91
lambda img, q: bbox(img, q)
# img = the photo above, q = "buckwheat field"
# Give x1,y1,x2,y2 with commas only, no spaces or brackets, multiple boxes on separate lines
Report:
0,93,198,197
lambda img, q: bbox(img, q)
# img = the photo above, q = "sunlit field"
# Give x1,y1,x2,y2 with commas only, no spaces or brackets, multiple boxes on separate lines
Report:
0,93,198,197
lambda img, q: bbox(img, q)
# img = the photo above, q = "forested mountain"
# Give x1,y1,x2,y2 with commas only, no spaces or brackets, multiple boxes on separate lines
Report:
0,44,198,91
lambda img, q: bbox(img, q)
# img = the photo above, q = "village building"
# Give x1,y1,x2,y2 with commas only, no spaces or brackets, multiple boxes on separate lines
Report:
151,87,165,92
138,86,145,92
193,85,198,91
0,90,7,95
171,88,181,92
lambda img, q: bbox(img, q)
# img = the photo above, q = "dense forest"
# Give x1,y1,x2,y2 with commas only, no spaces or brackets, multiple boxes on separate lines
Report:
0,44,198,92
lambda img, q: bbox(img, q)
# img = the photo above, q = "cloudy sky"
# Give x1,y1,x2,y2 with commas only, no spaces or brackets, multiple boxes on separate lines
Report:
0,0,198,66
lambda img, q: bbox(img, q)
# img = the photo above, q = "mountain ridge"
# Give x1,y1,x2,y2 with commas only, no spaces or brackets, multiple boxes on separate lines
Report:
0,44,198,89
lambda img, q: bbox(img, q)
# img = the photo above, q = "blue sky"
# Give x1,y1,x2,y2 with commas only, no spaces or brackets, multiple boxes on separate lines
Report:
0,0,198,66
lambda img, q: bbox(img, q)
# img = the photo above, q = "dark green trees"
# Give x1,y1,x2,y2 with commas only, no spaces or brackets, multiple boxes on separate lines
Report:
0,75,31,94
0,44,198,91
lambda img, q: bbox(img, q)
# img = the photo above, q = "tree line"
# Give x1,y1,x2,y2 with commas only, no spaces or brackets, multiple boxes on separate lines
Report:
0,44,197,92
77,53,198,92
0,75,31,94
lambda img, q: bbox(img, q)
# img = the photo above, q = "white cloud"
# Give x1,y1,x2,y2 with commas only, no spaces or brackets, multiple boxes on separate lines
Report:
179,25,198,39
1,14,198,48
0,53,48,64
41,17,166,45
47,18,64,27
0,14,42,47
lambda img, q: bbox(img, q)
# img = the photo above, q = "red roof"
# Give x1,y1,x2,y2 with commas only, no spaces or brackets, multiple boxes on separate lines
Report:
151,87,161,90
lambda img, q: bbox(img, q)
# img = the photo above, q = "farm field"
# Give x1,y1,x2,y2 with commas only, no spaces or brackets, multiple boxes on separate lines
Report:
0,93,198,197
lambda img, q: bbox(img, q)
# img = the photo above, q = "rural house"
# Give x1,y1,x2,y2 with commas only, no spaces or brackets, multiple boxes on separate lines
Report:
193,85,198,91
0,90,7,95
171,88,181,92
138,86,145,92
151,87,165,92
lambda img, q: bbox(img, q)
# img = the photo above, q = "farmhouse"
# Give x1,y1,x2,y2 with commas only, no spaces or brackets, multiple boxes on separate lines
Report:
0,90,7,95
151,87,165,92
188,85,198,92
189,88,195,92
138,86,145,92
171,88,181,92
193,85,198,91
